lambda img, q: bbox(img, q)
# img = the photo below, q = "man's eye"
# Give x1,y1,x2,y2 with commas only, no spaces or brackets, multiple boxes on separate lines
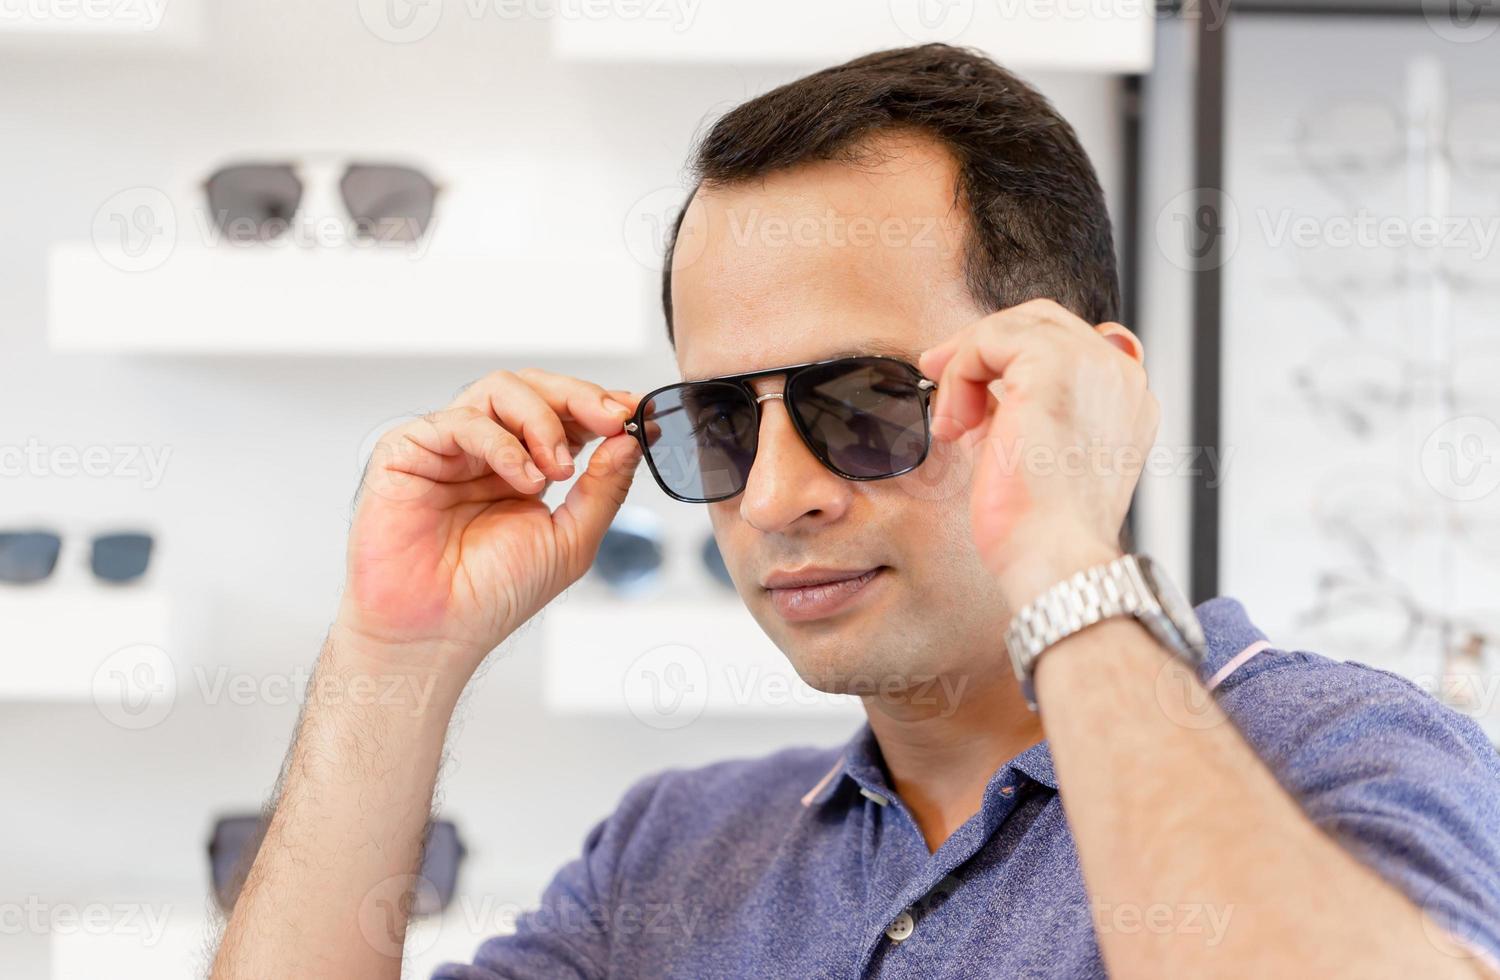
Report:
694,407,748,442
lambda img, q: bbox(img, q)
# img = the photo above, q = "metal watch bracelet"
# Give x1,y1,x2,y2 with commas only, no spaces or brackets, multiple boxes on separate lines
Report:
1003,554,1203,711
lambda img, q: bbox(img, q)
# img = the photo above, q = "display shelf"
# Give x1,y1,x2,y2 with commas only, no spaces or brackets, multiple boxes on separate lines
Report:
47,244,651,356
541,598,863,722
46,892,502,979
0,587,169,701
550,0,1153,73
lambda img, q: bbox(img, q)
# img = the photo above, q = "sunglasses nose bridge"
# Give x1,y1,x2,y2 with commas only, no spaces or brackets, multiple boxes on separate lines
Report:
743,386,838,484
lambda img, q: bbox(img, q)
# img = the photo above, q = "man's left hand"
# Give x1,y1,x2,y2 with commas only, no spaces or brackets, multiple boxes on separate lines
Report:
917,298,1157,606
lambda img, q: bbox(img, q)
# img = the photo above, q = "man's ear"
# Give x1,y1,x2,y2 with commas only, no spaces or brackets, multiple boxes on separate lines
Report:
1095,322,1143,363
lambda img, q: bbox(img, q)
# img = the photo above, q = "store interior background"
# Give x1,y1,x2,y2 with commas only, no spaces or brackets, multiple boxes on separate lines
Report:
2,1,1496,975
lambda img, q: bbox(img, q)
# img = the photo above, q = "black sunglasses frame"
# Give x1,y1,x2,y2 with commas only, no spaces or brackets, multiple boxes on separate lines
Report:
624,354,940,504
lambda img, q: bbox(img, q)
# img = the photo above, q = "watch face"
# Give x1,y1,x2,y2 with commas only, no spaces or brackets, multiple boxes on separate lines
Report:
1137,555,1207,651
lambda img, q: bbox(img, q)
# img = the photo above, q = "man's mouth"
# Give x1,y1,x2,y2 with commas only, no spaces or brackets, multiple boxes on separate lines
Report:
762,565,889,622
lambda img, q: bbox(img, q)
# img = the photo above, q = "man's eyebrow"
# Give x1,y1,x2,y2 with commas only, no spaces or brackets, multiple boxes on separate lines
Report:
683,341,922,383
828,340,921,362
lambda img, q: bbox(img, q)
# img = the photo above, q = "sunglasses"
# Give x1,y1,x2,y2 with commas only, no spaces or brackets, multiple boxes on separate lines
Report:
203,161,440,243
0,530,154,585
625,355,939,504
207,814,466,915
592,505,735,595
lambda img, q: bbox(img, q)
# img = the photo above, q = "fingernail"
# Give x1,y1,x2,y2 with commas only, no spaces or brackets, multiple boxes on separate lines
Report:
603,398,629,417
554,442,573,468
525,460,545,483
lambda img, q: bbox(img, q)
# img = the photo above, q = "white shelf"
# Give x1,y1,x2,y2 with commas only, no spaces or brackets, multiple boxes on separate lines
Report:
541,598,863,723
551,0,1153,73
47,899,495,980
0,588,169,701
47,244,652,356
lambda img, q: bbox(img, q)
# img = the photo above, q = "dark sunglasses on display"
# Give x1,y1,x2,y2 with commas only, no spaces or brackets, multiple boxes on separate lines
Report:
207,815,466,915
0,530,154,585
593,506,735,595
625,355,939,504
203,161,440,243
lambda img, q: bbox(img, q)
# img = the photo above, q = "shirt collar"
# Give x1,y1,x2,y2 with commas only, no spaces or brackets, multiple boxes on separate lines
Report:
801,595,1262,810
802,721,1059,811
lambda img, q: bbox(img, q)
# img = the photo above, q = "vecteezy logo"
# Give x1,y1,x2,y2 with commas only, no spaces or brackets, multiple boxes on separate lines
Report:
1421,0,1500,44
357,0,443,43
1421,416,1500,502
622,186,706,274
91,187,176,273
1154,187,1240,273
358,874,442,958
355,412,440,503
889,0,975,42
92,643,177,730
622,643,709,730
1153,657,1227,732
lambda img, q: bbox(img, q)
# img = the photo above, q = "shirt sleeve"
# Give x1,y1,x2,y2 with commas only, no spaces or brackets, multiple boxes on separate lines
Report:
1221,652,1500,968
430,770,666,980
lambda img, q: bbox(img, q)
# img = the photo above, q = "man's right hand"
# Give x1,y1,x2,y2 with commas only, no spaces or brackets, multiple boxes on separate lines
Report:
335,368,646,679
210,369,646,980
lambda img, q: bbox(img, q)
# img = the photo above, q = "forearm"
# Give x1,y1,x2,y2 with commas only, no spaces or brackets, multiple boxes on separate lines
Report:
1033,616,1486,978
211,625,467,979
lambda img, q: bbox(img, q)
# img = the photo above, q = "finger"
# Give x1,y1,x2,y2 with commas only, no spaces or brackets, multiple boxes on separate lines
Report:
921,299,1085,380
552,432,645,579
932,319,1036,438
422,472,522,506
516,368,638,435
404,406,549,493
464,371,578,479
917,332,963,384
458,369,634,444
369,413,488,486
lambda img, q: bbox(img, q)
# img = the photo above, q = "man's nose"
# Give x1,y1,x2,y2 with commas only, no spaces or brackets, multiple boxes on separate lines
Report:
737,396,852,534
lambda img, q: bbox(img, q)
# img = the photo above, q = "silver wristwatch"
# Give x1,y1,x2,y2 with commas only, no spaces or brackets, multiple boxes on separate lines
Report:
1004,553,1207,710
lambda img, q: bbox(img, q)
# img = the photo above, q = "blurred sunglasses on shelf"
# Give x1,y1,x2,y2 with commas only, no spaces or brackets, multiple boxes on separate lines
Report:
203,161,441,243
1292,97,1500,199
0,530,154,585
592,506,735,595
208,814,466,915
625,354,938,504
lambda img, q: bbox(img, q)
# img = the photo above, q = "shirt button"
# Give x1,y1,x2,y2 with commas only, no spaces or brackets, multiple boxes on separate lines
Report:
885,910,915,943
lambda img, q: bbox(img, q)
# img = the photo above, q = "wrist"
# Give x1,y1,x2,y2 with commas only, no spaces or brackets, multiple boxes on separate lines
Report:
994,527,1124,613
321,620,474,721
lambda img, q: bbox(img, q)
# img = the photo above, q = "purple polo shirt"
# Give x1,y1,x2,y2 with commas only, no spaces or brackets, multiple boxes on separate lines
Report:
435,596,1500,978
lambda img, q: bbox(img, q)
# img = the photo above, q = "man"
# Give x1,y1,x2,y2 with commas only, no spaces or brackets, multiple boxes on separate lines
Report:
211,45,1500,978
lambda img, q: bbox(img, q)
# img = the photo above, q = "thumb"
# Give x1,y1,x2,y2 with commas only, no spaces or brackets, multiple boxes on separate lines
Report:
553,431,645,576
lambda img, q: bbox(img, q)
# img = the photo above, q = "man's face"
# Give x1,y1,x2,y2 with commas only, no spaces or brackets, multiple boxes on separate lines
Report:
669,133,1014,696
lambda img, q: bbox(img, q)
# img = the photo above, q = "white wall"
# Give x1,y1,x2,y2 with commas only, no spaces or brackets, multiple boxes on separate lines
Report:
0,2,1125,974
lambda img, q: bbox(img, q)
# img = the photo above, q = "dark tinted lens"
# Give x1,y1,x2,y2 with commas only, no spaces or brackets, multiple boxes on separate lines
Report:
207,815,263,913
0,531,62,584
205,164,302,241
91,533,153,583
595,518,665,594
787,358,929,478
638,382,757,502
415,821,465,915
340,164,437,242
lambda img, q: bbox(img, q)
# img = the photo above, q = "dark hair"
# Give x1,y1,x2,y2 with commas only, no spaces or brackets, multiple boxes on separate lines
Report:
661,43,1120,345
